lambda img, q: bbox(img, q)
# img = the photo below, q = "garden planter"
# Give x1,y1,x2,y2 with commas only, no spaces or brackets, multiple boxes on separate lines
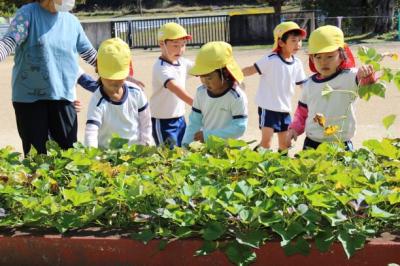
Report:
0,229,399,266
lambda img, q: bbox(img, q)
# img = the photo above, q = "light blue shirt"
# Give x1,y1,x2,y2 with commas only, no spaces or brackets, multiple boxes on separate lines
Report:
182,85,248,145
6,3,93,102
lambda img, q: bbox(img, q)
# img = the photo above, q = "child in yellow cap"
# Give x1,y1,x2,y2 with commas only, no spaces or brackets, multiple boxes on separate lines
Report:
242,21,307,152
286,25,375,150
150,22,194,148
182,41,248,145
83,38,152,148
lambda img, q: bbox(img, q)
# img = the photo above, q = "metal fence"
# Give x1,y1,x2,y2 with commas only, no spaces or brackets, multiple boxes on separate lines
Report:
112,15,229,49
0,23,9,39
317,16,395,37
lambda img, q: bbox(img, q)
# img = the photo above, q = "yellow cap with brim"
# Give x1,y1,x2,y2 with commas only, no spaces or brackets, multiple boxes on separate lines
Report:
272,21,307,51
308,25,344,54
158,22,192,41
189,41,244,83
97,38,131,80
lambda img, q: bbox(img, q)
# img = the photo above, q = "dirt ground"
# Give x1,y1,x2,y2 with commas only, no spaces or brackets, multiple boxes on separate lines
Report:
0,42,399,153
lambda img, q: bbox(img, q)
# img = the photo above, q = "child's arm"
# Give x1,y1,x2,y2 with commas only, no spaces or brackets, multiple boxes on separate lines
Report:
242,65,258,77
84,95,103,148
85,123,99,148
137,98,152,145
182,108,203,146
77,72,99,93
203,117,247,140
166,80,193,106
286,101,308,146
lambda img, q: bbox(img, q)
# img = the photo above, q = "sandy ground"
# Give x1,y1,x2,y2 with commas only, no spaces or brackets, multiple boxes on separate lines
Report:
0,42,399,153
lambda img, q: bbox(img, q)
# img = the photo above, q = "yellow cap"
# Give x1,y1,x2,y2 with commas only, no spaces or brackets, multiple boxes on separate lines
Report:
189,41,244,83
158,22,192,41
272,21,307,51
97,38,131,80
308,25,344,54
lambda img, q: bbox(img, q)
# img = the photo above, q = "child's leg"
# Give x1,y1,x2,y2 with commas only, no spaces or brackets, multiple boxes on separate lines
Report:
260,127,274,148
277,131,289,151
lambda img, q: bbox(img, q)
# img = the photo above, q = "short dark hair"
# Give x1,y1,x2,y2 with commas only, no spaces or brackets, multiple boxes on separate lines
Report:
280,29,304,43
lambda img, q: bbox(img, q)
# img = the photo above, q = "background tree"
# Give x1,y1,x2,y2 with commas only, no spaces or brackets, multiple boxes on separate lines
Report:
256,0,287,13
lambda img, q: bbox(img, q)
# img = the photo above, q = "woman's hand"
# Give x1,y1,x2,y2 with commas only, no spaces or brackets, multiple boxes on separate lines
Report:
73,100,83,112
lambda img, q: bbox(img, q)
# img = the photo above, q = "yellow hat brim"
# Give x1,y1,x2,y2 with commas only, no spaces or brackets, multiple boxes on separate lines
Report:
99,69,130,80
189,58,244,83
308,44,344,55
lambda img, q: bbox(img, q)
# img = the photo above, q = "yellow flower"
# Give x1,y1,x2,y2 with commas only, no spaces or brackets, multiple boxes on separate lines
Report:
324,125,339,136
391,53,399,61
313,113,326,127
334,182,344,190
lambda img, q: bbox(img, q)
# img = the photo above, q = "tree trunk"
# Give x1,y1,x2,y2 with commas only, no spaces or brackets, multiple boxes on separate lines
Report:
373,0,395,33
271,0,286,14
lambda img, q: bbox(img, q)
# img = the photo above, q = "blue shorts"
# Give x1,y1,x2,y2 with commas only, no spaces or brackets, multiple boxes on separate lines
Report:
258,107,291,132
152,116,186,148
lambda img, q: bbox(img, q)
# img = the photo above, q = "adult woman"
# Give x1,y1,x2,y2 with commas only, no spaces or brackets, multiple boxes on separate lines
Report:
0,0,97,154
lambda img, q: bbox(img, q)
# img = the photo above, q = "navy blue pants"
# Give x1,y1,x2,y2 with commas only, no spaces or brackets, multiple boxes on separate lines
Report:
13,100,77,155
151,116,186,148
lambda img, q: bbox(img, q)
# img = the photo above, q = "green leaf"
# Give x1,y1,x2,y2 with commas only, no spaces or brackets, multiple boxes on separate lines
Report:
130,229,155,244
55,213,82,233
382,115,396,130
338,229,366,258
235,180,253,198
272,222,304,242
258,212,283,226
175,227,193,239
282,237,310,256
388,193,400,204
370,205,395,218
201,186,218,199
109,135,129,149
321,84,334,98
363,139,398,159
202,221,226,241
394,71,400,91
315,231,335,252
195,241,218,256
236,230,268,248
224,242,257,266
62,189,94,206
380,68,394,82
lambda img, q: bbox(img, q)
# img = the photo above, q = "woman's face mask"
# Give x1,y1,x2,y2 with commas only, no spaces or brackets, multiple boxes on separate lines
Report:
54,0,75,12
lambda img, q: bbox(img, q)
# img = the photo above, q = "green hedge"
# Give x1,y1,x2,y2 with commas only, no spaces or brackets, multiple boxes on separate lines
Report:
0,137,399,265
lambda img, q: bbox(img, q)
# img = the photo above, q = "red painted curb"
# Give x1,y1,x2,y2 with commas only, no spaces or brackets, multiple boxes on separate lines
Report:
0,231,399,266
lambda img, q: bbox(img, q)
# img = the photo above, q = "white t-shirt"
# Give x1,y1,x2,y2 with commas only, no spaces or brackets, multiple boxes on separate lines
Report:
85,82,151,148
193,85,248,131
301,68,358,142
150,57,193,119
255,53,306,112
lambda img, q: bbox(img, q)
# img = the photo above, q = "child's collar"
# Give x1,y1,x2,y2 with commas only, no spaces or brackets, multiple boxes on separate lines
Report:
99,83,128,105
159,56,180,66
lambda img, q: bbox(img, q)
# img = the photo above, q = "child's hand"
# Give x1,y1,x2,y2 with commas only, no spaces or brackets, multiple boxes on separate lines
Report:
194,131,204,143
286,128,298,148
357,65,376,86
357,64,374,78
73,100,83,113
